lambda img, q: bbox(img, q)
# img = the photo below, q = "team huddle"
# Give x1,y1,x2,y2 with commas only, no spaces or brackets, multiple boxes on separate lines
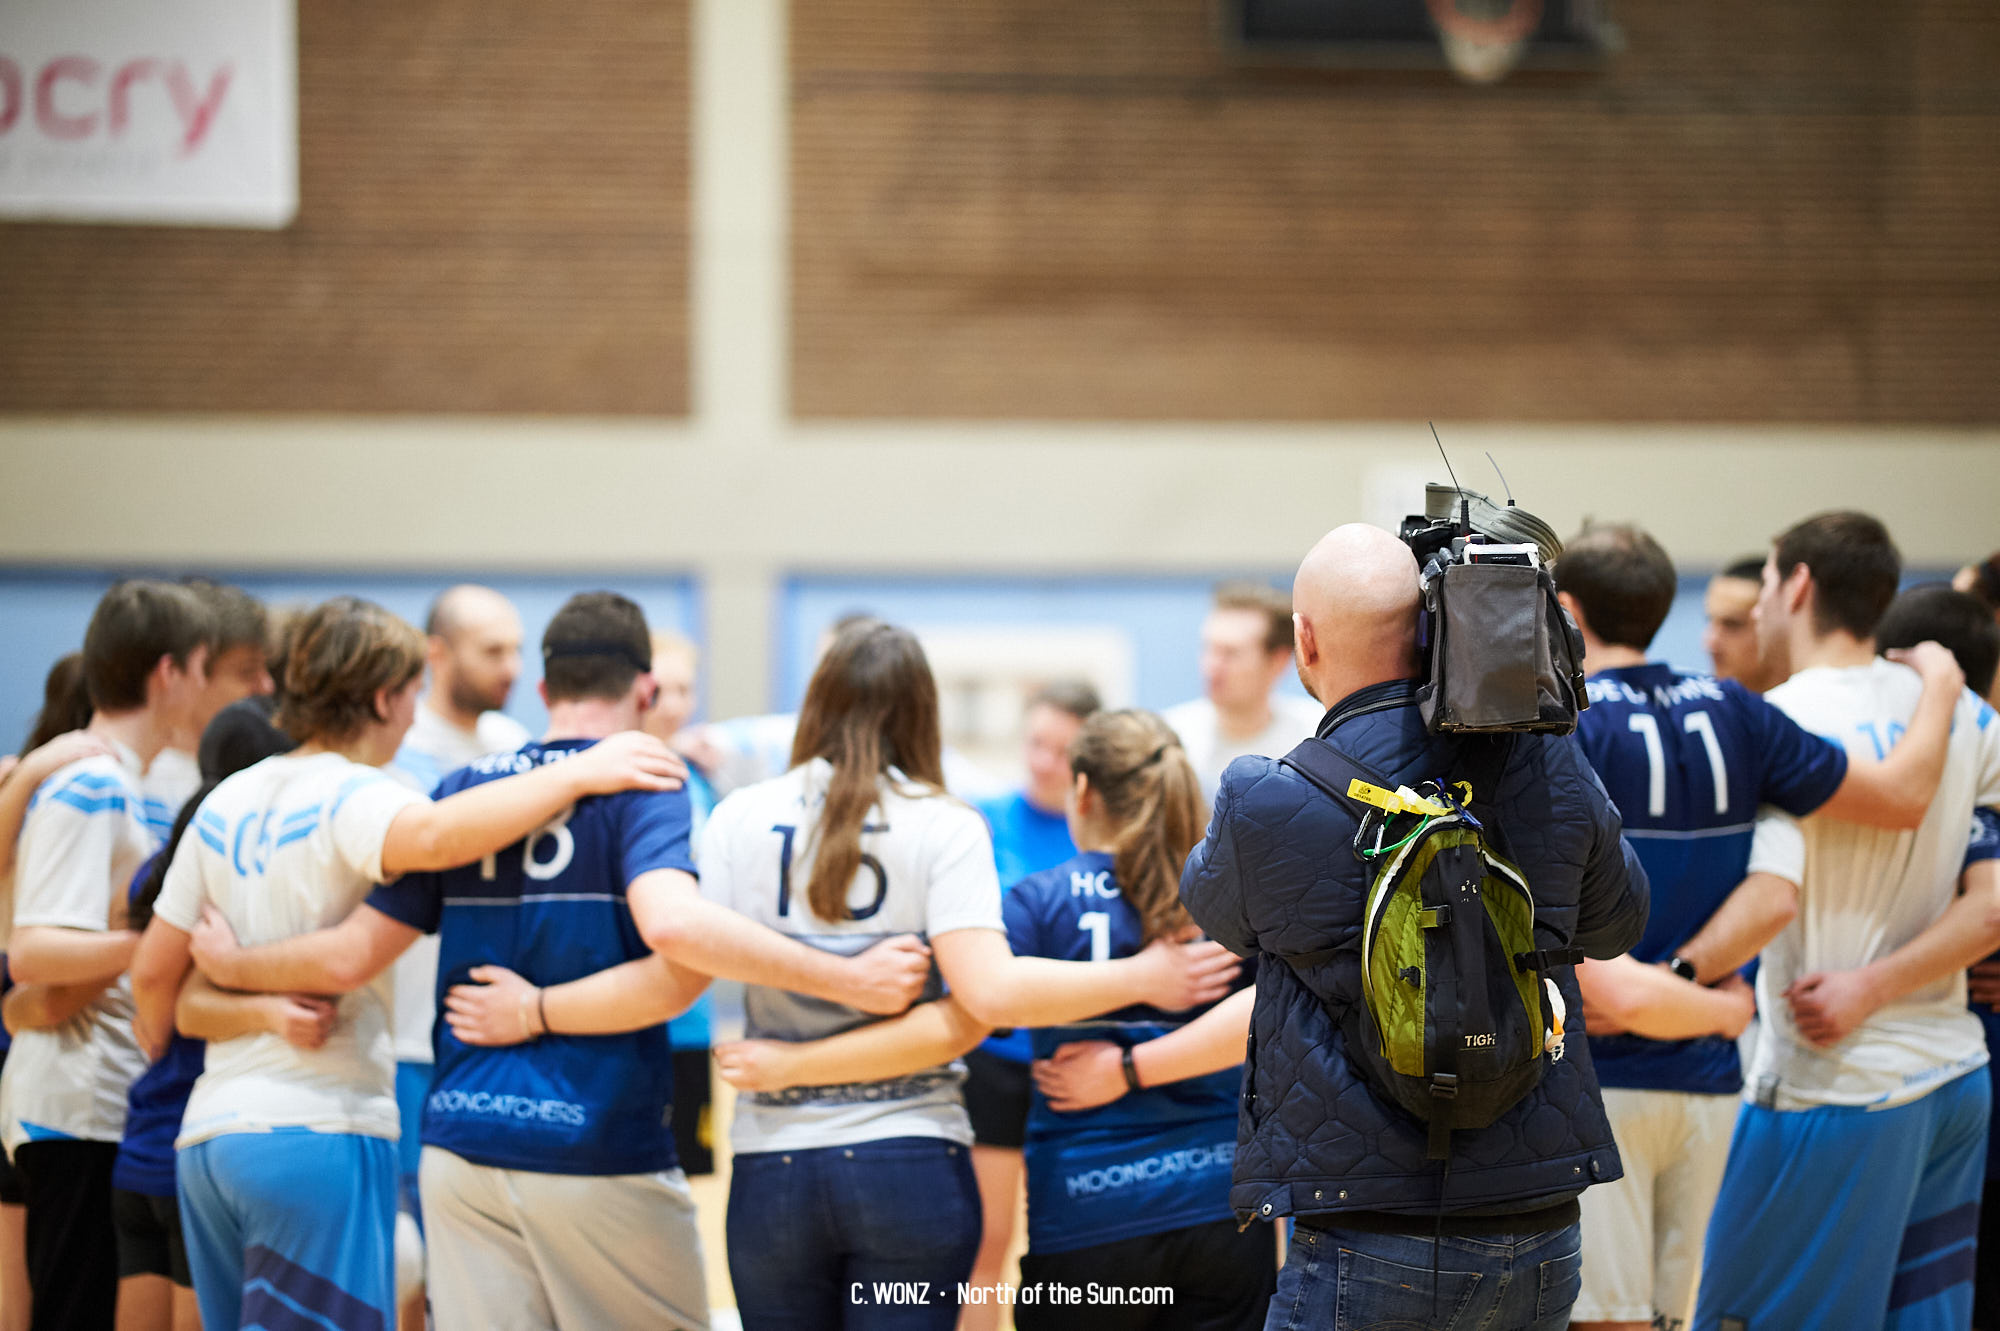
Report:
0,515,1996,1331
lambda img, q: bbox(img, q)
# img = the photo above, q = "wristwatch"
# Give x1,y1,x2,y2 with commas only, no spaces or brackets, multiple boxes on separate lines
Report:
1666,955,1699,983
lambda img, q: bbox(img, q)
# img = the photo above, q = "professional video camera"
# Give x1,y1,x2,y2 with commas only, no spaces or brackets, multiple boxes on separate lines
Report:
1399,482,1587,735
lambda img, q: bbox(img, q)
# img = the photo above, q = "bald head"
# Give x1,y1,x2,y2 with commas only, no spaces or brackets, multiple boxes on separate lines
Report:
1292,524,1422,704
424,585,523,724
426,584,516,642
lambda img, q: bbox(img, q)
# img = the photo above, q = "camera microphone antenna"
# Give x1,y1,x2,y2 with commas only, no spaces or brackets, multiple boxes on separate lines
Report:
1485,452,1516,507
1429,421,1470,536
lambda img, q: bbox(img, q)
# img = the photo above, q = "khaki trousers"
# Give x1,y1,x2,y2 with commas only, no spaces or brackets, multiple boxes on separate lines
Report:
421,1144,709,1331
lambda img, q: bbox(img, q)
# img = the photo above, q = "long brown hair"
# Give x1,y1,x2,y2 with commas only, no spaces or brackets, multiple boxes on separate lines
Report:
1069,709,1208,944
23,652,91,753
790,620,947,923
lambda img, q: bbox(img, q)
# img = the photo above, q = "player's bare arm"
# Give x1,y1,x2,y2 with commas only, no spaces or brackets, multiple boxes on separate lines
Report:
1033,984,1258,1113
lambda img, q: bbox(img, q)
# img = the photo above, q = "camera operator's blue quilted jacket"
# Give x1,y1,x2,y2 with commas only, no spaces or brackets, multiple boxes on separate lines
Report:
1180,679,1649,1225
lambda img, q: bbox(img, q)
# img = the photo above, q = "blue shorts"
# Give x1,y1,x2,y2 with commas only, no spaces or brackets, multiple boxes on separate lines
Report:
178,1130,398,1331
1694,1069,1991,1331
394,1061,432,1221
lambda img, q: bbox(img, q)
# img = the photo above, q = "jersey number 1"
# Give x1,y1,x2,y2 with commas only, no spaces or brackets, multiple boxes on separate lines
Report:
1078,911,1111,963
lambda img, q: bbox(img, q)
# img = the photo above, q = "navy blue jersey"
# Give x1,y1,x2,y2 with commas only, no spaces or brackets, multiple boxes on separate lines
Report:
1962,807,2000,1180
367,739,696,1177
1577,665,1847,1093
1002,851,1241,1255
1970,807,2000,875
115,850,203,1198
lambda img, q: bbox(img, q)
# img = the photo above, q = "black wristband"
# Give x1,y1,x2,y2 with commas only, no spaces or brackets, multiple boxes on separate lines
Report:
1121,1045,1143,1094
1667,956,1698,983
537,986,551,1037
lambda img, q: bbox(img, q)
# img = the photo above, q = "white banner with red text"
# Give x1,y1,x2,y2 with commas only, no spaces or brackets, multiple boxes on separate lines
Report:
0,0,295,228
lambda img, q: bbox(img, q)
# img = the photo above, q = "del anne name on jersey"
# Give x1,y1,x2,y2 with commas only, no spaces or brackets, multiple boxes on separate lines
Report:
1586,673,1727,710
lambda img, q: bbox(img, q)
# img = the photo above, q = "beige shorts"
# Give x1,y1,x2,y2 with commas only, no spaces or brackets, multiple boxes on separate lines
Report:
420,1145,710,1331
1574,1086,1739,1329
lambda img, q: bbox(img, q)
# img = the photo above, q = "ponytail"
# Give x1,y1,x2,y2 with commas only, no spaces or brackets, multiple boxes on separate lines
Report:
1069,710,1208,944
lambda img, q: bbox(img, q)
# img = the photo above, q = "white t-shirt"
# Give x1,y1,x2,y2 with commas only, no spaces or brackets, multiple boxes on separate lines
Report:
1162,694,1325,798
383,701,531,1063
0,741,157,1152
700,758,1005,1154
154,751,427,1146
141,747,202,843
1745,661,2000,1111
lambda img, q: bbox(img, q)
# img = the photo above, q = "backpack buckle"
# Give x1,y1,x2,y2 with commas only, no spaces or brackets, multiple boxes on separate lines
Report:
1429,1073,1459,1101
1515,947,1585,972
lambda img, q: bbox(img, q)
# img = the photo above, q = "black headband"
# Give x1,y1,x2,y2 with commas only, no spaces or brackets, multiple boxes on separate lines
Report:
542,640,652,674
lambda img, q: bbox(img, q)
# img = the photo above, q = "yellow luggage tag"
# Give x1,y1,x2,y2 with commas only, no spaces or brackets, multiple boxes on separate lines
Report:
1346,779,1451,819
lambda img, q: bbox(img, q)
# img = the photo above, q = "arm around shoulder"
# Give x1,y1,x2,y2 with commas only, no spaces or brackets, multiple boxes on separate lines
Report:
379,732,685,878
1824,644,1964,830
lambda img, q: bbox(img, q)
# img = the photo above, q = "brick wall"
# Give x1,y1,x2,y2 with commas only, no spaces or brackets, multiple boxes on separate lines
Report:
0,1,688,414
791,0,2000,422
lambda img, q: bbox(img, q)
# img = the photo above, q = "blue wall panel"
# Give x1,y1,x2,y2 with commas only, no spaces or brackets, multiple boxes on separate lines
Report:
777,572,1310,714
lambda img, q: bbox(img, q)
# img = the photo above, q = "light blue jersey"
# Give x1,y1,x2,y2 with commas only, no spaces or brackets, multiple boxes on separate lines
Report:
976,790,1078,1063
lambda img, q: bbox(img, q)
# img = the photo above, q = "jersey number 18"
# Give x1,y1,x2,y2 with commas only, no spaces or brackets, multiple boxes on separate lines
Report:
479,807,575,882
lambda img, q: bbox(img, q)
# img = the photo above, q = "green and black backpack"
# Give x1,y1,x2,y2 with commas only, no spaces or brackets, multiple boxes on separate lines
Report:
1280,736,1581,1159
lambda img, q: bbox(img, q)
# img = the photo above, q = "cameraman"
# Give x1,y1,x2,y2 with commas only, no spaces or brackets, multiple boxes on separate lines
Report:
1181,523,1648,1331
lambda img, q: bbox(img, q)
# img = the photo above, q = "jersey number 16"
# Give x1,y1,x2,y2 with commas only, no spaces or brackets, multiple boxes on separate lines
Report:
771,823,888,920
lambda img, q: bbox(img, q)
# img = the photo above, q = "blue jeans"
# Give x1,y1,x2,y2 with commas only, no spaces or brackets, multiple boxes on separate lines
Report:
1264,1221,1582,1331
726,1136,980,1331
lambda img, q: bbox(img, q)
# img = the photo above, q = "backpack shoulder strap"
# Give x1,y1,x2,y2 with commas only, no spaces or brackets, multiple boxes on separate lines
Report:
1275,738,1402,972
1279,737,1399,812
